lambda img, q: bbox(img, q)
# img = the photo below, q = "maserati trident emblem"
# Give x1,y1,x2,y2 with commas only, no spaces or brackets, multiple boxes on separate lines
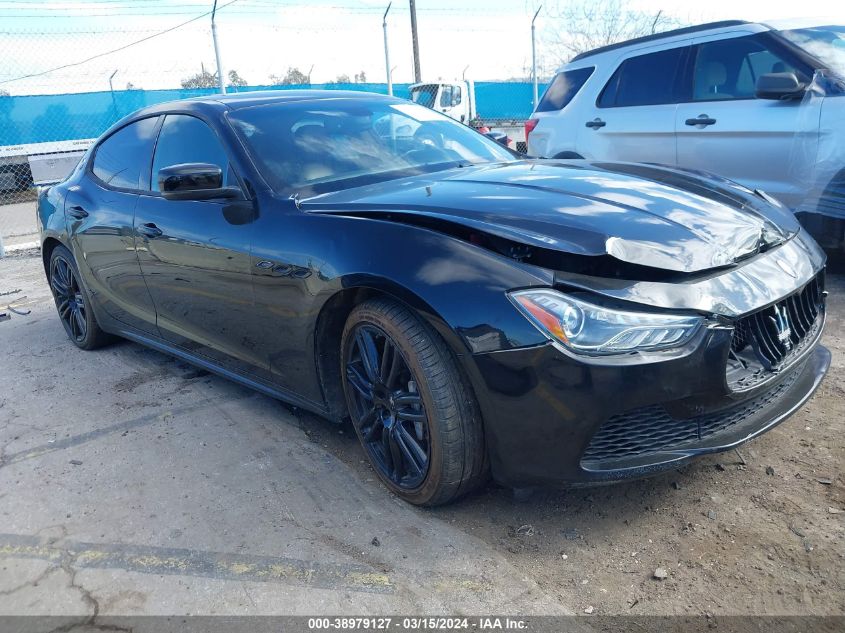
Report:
770,304,792,351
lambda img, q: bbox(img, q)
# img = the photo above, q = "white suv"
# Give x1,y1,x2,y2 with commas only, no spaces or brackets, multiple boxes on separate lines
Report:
527,19,845,249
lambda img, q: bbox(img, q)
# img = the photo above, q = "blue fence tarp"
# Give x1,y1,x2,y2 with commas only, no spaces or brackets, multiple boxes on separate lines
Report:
0,81,547,147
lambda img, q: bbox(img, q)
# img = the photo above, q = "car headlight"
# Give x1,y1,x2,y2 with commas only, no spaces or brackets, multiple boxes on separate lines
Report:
509,289,703,355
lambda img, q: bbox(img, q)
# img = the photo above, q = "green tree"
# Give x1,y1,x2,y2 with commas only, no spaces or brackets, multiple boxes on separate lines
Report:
181,66,217,89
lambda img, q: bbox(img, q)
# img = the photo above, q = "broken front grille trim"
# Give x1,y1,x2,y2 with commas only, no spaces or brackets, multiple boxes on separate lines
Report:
726,273,824,391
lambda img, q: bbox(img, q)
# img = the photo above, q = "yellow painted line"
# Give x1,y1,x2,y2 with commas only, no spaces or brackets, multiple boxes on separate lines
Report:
0,533,486,595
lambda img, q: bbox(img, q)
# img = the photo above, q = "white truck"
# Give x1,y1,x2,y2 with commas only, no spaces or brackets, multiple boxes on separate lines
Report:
408,80,528,152
1,139,92,193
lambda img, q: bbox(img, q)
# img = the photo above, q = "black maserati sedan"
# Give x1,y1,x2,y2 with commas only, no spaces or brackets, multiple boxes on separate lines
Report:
38,91,829,505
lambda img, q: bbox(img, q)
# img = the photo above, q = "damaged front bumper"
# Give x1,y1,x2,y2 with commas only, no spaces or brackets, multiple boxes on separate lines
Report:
464,253,830,487
467,332,830,487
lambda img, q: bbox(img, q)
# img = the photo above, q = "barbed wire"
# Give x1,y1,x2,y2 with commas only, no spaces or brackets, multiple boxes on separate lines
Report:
0,0,241,85
0,2,552,249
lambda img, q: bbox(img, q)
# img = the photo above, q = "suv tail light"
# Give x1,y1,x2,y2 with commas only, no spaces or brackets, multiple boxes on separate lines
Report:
524,118,539,142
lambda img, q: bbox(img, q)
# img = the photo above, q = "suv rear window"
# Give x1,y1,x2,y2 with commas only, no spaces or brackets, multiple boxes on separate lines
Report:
599,46,689,107
535,67,594,112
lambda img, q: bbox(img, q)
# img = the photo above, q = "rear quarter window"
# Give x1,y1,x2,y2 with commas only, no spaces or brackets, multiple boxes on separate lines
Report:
535,67,595,112
91,117,160,190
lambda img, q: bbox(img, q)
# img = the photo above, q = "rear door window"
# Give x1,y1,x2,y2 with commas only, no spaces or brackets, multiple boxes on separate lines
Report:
536,67,594,112
598,46,689,107
91,117,159,190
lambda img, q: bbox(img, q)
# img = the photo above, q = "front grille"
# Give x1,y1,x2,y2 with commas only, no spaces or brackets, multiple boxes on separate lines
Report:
725,273,825,392
581,363,804,467
581,273,824,470
731,274,824,370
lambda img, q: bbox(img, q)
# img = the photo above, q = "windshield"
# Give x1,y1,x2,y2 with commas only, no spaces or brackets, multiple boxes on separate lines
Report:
778,25,845,76
228,98,513,196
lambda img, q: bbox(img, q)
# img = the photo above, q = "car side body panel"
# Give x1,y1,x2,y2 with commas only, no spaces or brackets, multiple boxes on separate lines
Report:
248,199,553,405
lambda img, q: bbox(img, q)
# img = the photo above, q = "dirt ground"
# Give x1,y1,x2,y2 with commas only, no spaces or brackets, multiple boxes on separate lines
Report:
0,249,842,619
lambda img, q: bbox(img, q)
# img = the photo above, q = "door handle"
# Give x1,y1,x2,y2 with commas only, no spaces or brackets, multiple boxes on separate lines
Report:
685,115,717,127
585,118,606,129
67,205,88,219
137,223,163,238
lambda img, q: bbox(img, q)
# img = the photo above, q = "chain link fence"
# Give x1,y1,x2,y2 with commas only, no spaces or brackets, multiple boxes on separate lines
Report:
0,22,202,252
0,2,553,254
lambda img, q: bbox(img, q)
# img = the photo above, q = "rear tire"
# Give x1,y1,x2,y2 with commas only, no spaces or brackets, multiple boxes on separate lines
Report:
48,245,113,350
341,298,488,506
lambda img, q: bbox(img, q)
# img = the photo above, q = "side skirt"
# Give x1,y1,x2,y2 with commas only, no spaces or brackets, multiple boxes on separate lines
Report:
114,328,334,420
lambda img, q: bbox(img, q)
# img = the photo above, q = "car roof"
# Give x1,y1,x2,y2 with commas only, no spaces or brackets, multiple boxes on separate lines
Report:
131,89,400,117
568,20,755,64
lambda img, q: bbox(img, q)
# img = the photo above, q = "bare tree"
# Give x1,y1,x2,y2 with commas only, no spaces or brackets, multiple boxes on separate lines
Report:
544,0,682,64
270,67,309,85
181,64,248,89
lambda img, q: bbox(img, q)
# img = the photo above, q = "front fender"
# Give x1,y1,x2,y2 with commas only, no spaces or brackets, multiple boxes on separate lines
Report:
317,215,554,354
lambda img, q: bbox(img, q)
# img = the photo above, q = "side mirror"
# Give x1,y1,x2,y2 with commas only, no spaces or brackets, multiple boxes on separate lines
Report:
158,163,240,201
755,72,806,100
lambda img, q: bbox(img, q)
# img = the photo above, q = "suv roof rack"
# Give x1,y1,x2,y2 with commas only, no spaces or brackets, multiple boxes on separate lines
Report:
569,20,751,63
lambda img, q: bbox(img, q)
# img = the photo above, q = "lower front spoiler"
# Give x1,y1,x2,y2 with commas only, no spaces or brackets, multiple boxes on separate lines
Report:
580,345,832,484
470,343,831,488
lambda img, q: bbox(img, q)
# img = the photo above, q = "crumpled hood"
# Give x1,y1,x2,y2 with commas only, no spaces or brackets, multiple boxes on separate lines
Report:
302,160,802,274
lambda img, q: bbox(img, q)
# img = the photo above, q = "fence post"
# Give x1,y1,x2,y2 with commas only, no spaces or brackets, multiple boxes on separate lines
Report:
383,3,393,96
212,0,227,95
531,6,542,110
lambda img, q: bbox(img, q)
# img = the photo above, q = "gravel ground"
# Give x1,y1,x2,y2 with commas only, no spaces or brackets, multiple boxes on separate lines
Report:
0,200,37,239
0,249,842,619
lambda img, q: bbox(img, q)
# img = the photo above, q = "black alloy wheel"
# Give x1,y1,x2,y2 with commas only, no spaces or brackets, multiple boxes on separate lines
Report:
50,253,88,343
341,298,488,506
345,323,431,489
48,245,113,350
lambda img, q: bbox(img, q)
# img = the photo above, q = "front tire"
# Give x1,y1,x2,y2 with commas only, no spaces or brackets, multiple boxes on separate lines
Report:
341,298,487,506
48,245,113,350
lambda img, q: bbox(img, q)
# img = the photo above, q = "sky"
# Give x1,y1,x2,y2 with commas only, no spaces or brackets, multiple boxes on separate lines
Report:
0,0,842,95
